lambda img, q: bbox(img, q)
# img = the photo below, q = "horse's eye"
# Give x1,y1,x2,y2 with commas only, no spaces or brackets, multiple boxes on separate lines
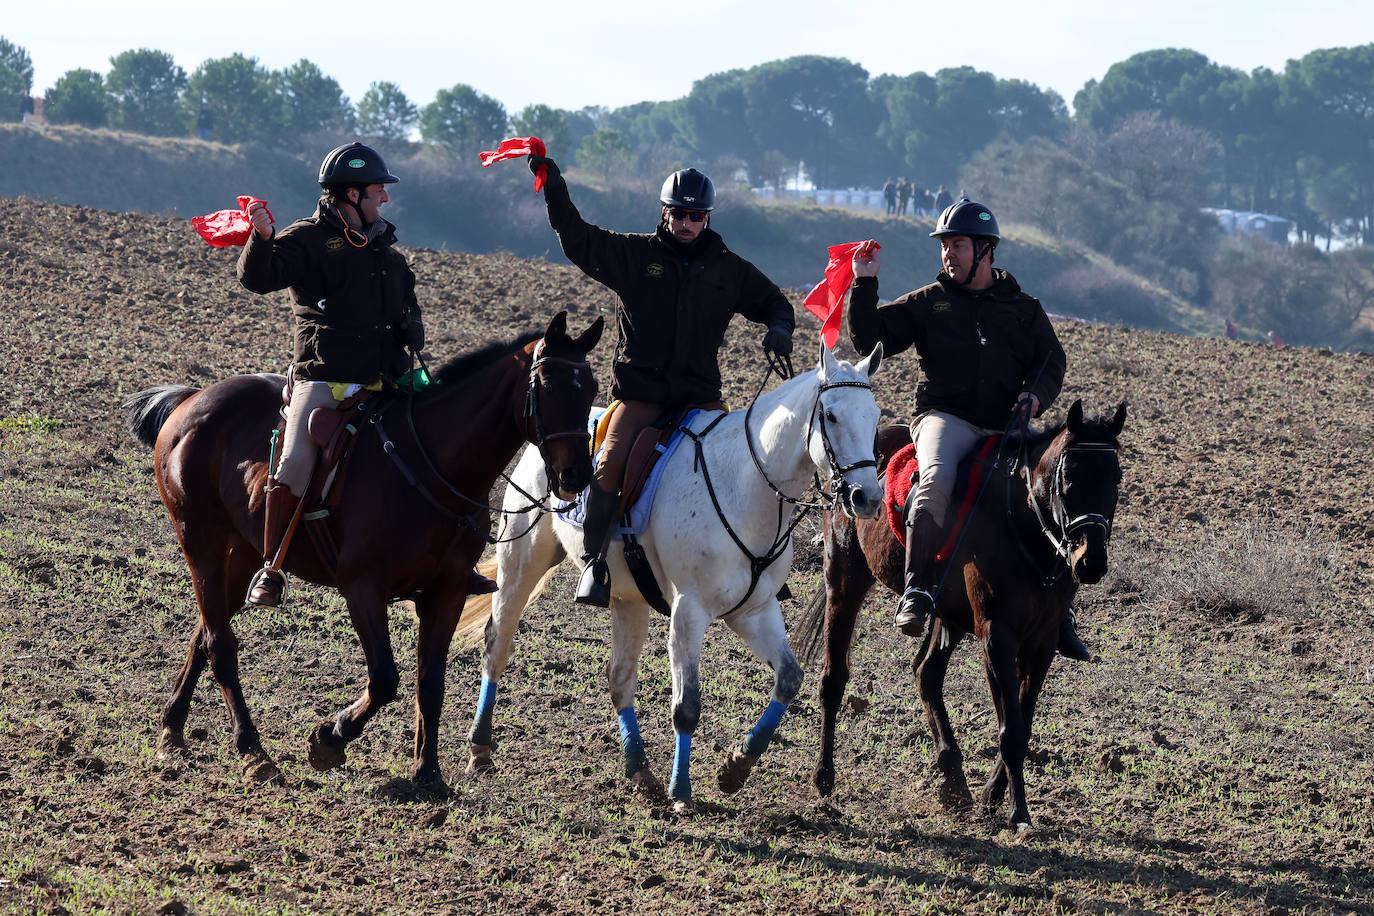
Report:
825,409,838,423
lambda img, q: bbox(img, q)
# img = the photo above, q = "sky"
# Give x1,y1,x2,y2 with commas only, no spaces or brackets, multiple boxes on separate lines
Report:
8,0,1372,118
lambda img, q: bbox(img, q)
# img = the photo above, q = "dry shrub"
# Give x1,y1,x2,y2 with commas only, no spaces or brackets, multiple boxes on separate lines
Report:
1105,518,1339,622
1042,261,1166,329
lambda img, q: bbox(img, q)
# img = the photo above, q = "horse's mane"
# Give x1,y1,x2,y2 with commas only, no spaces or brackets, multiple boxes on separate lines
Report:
417,331,541,401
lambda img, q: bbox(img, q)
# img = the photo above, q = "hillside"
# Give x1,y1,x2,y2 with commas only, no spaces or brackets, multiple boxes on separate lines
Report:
2,123,1207,335
1,200,1371,914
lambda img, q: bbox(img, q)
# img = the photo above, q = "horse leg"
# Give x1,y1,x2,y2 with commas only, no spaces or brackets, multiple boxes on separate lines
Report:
411,590,465,787
815,517,875,797
666,599,711,812
717,602,803,796
157,620,208,760
467,522,566,774
917,620,972,810
307,585,398,773
979,623,1033,829
607,603,663,804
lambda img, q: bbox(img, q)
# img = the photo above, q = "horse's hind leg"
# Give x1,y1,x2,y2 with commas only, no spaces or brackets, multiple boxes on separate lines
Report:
467,518,566,774
157,622,208,759
917,621,972,810
717,601,803,797
308,585,397,774
607,603,663,803
814,519,874,797
666,599,711,810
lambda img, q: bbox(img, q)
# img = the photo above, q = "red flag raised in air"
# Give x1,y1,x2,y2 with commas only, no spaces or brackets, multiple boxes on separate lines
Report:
191,195,271,248
803,239,880,348
479,136,548,191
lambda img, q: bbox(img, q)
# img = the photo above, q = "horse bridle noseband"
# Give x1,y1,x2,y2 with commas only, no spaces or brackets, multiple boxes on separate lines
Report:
1026,439,1118,571
522,342,594,447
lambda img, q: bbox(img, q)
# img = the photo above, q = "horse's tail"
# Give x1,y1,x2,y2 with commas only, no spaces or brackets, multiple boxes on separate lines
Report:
123,385,199,447
453,558,561,649
791,582,830,668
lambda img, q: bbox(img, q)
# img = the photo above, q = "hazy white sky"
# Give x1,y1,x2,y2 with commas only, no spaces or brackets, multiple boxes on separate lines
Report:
9,0,1371,116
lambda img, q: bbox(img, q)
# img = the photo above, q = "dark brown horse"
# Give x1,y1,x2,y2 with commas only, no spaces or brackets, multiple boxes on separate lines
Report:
796,400,1126,829
124,311,603,786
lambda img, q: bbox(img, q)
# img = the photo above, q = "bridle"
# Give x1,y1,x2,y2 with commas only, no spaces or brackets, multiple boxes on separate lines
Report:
1025,437,1119,576
522,341,594,447
807,379,879,513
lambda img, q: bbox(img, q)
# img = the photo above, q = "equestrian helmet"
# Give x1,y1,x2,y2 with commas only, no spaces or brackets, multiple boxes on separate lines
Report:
930,197,999,244
318,142,399,188
660,168,715,212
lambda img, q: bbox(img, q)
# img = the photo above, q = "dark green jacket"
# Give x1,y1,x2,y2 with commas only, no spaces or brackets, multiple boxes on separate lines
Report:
848,269,1065,429
543,175,793,405
237,202,420,383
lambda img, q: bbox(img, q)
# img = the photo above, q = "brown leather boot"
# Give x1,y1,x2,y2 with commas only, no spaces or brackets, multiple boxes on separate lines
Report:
894,509,944,637
246,481,302,608
575,484,621,607
467,569,499,595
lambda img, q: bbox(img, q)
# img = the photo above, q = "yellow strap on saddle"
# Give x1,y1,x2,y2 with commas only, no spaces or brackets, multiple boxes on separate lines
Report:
591,400,622,455
327,377,386,401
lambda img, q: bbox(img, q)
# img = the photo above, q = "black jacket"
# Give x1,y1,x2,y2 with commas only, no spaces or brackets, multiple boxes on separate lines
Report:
543,174,793,405
848,269,1065,429
238,202,420,383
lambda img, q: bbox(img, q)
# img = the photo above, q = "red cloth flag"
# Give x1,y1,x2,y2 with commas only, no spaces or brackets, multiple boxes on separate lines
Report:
192,195,271,247
803,239,880,347
479,136,548,191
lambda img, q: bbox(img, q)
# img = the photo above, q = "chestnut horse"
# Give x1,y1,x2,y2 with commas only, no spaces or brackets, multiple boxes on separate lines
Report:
795,400,1126,829
124,311,602,786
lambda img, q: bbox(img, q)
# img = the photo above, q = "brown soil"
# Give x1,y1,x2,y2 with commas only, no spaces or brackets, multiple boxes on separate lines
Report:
1,200,1371,915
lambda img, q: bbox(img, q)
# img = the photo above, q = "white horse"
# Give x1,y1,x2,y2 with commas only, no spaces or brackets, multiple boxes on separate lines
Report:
460,341,884,810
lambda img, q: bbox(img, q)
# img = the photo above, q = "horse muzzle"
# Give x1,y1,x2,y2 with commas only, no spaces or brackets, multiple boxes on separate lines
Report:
1070,530,1109,584
838,478,883,520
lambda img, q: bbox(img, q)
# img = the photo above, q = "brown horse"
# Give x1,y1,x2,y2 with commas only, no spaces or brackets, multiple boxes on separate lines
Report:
795,400,1126,829
124,311,603,786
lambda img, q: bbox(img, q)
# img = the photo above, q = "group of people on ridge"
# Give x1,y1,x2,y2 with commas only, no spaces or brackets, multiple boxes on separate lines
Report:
233,141,1088,661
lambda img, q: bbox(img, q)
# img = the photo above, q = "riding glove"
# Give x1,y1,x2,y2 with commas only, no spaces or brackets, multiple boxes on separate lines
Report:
405,317,425,353
762,323,794,357
528,155,561,180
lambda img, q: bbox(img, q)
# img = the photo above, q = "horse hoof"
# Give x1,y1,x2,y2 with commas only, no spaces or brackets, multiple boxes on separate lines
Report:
412,766,449,792
672,798,696,816
306,723,347,771
628,768,668,807
813,768,836,798
938,780,974,812
243,752,283,785
466,744,496,775
1012,821,1036,839
155,728,189,762
716,749,759,796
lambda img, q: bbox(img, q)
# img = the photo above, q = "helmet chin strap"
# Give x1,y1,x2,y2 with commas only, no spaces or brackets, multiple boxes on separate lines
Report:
960,239,994,286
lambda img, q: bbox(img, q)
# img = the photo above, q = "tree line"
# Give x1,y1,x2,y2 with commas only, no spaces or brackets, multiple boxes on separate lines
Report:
4,37,1373,347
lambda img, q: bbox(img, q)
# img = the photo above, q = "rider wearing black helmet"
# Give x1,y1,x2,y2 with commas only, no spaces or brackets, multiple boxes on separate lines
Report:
526,153,796,607
236,142,492,608
846,198,1088,660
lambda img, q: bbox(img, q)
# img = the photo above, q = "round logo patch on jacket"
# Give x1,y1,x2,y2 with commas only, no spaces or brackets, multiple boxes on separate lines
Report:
646,263,664,278
326,236,345,251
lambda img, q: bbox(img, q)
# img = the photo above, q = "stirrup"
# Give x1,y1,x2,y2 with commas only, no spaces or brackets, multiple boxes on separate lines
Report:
893,587,934,637
246,566,286,608
574,558,611,607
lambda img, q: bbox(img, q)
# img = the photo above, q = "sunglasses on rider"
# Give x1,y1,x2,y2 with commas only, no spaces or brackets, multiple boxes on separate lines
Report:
666,208,708,223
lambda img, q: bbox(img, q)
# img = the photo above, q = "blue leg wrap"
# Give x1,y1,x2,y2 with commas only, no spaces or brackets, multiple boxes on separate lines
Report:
741,699,788,759
468,676,498,746
617,707,650,778
668,733,692,802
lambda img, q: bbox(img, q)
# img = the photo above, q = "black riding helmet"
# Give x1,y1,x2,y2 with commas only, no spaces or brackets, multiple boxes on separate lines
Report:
931,197,999,285
318,142,399,189
660,168,715,211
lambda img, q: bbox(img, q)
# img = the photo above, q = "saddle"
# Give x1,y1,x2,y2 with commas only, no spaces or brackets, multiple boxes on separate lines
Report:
593,401,702,514
883,426,1001,563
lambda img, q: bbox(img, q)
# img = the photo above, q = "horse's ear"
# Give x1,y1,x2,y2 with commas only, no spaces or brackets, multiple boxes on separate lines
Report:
545,310,569,343
856,341,883,380
818,336,838,379
574,315,605,353
1108,401,1127,438
1066,399,1084,433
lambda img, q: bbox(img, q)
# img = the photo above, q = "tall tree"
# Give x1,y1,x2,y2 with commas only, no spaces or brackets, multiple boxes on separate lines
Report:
106,48,187,136
676,70,757,170
1073,48,1218,129
576,128,633,183
275,59,353,141
0,36,33,121
44,68,109,127
511,103,570,157
419,83,507,158
356,81,417,143
187,54,284,144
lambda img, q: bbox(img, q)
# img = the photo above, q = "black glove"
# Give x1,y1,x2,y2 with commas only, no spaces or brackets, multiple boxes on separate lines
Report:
762,323,794,357
528,154,560,180
405,317,425,353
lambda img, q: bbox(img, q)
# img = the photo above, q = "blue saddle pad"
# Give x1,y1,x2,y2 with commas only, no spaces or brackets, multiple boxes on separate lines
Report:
563,407,704,534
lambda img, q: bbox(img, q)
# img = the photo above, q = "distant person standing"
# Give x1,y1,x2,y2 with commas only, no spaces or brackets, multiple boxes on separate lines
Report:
20,89,34,125
883,178,897,215
897,177,912,217
934,184,953,215
197,103,213,141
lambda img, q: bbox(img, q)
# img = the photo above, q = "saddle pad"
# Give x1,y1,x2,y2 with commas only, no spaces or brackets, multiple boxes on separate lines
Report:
885,436,1001,562
564,407,705,534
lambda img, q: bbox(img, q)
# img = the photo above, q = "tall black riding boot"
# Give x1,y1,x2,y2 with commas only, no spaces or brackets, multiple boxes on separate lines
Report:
894,509,944,637
1057,608,1093,661
575,485,621,607
246,480,302,608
